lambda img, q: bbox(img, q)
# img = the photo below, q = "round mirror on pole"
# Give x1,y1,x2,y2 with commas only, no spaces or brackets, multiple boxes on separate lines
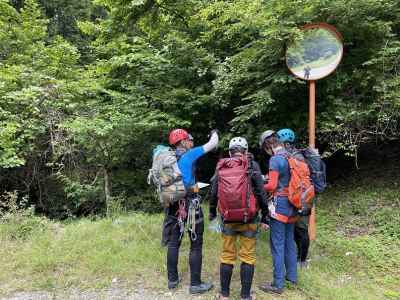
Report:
286,23,343,81
285,23,343,149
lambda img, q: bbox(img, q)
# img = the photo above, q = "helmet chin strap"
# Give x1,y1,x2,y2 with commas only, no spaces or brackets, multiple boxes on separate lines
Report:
176,139,193,151
176,144,188,152
272,146,284,154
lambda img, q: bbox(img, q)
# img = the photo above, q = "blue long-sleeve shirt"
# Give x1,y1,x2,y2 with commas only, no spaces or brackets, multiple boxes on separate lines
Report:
177,146,205,189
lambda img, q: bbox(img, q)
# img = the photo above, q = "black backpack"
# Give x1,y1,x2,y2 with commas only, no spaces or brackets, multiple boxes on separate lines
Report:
301,148,327,193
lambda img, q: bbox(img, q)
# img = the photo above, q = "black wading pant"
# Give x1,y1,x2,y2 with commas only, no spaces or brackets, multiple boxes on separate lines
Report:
163,201,204,286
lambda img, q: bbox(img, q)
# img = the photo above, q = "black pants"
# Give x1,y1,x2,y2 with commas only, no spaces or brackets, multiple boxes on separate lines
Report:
294,226,309,262
164,204,204,286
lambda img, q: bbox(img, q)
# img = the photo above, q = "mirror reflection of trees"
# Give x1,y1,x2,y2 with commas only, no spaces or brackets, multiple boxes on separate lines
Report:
287,27,342,78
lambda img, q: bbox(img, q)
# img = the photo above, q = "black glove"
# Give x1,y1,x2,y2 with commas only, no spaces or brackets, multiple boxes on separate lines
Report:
209,207,217,221
297,207,312,216
260,214,270,226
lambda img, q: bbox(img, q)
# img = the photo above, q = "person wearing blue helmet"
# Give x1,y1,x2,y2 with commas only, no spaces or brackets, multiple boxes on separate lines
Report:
277,128,310,269
276,129,301,159
277,128,296,143
258,130,298,295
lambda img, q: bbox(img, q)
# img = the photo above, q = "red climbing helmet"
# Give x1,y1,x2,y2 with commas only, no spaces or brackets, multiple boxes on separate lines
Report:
169,129,190,145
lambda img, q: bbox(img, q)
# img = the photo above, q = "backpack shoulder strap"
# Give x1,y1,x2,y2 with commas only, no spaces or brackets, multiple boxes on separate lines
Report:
275,152,291,164
216,158,229,170
247,155,256,177
175,149,182,161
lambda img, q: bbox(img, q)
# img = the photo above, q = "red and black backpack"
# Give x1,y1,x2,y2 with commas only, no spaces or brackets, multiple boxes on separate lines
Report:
216,154,258,223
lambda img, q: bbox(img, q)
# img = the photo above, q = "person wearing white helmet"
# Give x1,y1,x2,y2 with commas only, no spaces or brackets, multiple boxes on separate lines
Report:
209,137,269,300
228,137,248,151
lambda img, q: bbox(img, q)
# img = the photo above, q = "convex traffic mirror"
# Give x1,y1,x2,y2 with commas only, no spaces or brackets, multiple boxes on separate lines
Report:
286,24,343,81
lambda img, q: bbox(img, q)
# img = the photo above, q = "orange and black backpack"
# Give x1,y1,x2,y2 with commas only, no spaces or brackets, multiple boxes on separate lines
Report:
278,153,315,215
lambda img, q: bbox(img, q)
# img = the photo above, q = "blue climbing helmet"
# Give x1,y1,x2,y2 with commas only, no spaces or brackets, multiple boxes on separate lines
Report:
277,128,296,143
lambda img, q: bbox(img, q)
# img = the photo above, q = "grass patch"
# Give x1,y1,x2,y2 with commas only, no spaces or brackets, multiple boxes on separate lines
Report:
0,170,399,299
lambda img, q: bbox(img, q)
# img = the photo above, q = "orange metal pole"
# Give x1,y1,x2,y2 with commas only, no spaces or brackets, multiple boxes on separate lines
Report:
308,206,316,240
309,80,316,149
308,80,317,240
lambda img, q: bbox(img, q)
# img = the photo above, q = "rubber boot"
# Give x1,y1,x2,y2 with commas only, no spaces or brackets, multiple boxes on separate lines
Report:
240,263,254,299
220,263,233,297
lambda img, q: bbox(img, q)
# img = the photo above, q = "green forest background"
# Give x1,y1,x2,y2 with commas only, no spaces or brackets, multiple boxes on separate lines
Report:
1,0,399,218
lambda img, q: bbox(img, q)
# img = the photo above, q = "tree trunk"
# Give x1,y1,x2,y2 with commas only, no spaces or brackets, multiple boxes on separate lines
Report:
103,167,112,207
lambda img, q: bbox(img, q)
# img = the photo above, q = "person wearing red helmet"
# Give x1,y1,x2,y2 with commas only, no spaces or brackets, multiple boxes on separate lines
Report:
163,128,219,294
168,129,191,146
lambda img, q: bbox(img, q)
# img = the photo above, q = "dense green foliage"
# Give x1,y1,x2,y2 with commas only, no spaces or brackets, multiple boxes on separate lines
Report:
1,0,399,217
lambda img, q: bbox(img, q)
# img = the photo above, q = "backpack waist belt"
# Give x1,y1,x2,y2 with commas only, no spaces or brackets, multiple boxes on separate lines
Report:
271,213,298,224
222,226,257,238
187,185,199,193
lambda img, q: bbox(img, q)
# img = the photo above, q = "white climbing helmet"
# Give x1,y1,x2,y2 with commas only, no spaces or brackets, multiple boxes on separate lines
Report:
259,130,275,147
229,137,248,151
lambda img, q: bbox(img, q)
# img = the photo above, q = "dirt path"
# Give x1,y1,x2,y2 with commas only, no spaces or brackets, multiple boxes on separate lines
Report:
3,287,216,300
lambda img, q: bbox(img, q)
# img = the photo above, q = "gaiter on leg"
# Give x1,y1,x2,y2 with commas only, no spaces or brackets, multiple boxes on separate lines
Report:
220,263,233,297
240,262,254,299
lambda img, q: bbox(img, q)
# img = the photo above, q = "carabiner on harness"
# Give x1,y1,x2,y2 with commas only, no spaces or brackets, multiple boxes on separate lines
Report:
177,199,187,240
188,196,200,241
